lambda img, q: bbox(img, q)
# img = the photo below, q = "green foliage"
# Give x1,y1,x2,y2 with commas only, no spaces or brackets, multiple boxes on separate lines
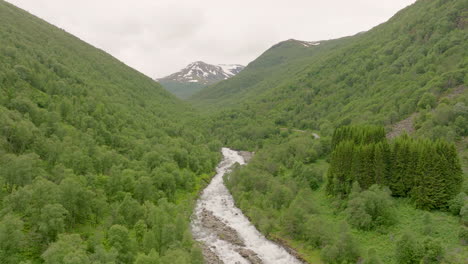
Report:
346,184,396,230
321,223,361,264
363,248,383,264
192,0,467,147
38,203,68,242
459,226,468,245
417,93,437,109
421,238,444,264
0,214,26,263
327,126,463,209
158,80,206,100
108,225,135,264
331,125,386,150
461,203,468,226
0,1,219,262
227,137,467,263
42,234,90,264
395,232,422,264
134,249,160,264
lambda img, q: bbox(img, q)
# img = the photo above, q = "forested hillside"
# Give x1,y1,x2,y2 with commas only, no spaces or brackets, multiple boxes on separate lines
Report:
158,80,206,100
193,0,467,151
226,128,467,263
0,1,220,263
194,0,468,263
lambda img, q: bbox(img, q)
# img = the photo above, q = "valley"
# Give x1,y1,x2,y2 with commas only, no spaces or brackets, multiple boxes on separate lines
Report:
0,0,467,263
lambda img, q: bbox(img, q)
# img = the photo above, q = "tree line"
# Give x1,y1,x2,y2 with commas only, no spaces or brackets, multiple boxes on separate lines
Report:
326,125,463,209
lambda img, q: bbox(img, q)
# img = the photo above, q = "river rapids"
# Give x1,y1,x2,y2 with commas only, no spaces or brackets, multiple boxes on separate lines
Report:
191,148,303,264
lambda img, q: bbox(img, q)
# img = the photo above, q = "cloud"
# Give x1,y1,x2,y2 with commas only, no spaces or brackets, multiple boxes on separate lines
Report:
6,0,416,78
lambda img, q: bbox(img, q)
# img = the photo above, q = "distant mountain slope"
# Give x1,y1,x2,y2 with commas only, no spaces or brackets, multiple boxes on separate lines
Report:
158,61,244,99
189,37,353,106
191,0,467,150
0,1,218,263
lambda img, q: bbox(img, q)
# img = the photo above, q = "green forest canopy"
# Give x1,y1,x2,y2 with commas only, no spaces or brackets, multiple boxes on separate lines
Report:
0,1,220,263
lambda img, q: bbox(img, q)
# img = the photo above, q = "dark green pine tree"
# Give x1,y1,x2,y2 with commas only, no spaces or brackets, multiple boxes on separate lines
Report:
352,144,365,189
360,143,376,190
327,140,355,197
403,141,419,195
436,140,463,201
390,137,412,197
374,141,391,186
412,142,438,210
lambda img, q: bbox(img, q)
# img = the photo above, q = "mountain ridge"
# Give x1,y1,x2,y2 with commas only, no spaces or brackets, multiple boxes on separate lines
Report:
157,61,244,99
158,61,244,85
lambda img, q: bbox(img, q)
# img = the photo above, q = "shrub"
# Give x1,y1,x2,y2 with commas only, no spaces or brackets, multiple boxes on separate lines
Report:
421,238,444,264
448,192,467,215
460,204,468,226
459,226,468,245
395,232,422,264
346,184,396,230
321,223,361,264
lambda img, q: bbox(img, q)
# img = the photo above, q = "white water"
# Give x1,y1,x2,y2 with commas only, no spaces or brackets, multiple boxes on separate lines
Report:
191,148,303,264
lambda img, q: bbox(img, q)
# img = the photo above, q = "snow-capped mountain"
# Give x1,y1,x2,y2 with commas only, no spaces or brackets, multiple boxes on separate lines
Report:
157,61,245,85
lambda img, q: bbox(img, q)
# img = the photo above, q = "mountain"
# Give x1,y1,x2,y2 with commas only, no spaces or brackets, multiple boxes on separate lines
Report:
0,1,218,263
192,0,467,150
159,61,244,85
158,61,244,99
195,0,468,263
190,37,352,106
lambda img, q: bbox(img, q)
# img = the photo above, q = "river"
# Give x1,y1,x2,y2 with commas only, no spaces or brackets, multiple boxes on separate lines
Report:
191,148,303,264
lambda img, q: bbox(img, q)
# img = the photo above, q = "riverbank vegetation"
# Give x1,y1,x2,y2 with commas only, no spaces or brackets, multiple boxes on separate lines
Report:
226,129,468,263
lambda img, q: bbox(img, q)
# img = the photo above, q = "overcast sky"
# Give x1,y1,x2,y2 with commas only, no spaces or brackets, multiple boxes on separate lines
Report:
7,0,416,78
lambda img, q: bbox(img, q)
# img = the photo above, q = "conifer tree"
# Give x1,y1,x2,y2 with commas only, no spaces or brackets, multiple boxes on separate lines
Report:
360,144,376,190
327,140,355,196
390,137,413,196
374,141,391,186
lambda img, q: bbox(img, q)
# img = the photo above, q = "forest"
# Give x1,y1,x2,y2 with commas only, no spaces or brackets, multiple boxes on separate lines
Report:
327,126,463,211
226,127,467,263
0,1,221,263
200,0,467,263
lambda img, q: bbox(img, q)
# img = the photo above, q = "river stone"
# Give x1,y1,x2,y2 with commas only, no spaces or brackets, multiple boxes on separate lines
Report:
235,248,263,264
201,209,245,247
200,244,224,264
238,151,254,163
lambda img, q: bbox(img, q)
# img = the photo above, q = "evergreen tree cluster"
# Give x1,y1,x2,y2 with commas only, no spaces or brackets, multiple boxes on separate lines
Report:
327,126,463,209
331,125,386,150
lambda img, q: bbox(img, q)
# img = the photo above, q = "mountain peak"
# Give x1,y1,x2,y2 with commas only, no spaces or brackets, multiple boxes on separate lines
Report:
286,39,321,47
158,61,245,85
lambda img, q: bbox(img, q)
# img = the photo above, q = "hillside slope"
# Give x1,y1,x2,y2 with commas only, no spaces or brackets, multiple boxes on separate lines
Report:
0,1,218,263
192,0,467,151
190,37,353,108
203,1,468,263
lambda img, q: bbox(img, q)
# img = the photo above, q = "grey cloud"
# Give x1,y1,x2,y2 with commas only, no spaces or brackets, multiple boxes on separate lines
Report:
6,0,416,78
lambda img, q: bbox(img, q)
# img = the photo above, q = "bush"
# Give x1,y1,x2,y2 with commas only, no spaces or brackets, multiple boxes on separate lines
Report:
459,226,468,245
448,192,467,215
321,223,361,264
304,216,333,248
417,93,437,109
346,184,396,230
363,248,383,264
395,232,422,264
460,204,468,226
421,238,444,264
